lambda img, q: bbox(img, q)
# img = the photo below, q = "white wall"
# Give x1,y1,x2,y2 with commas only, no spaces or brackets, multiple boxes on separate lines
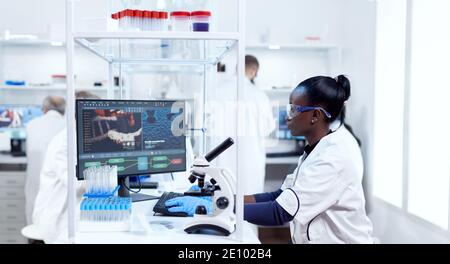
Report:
337,0,377,214
243,0,346,90
0,0,66,41
1,46,108,85
247,49,330,91
245,0,342,45
0,45,108,105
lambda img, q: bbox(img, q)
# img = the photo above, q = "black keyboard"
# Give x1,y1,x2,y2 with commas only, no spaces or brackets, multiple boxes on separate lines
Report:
153,192,187,217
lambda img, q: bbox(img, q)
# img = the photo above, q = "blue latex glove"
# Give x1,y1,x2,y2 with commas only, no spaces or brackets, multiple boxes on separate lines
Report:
188,185,201,192
165,196,213,216
187,185,213,202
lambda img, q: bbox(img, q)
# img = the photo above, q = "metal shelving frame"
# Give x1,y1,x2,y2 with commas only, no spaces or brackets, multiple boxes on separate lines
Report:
66,0,246,243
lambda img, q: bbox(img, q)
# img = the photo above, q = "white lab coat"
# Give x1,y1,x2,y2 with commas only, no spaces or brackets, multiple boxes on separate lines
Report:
24,110,65,225
275,126,374,243
32,128,85,243
209,78,276,195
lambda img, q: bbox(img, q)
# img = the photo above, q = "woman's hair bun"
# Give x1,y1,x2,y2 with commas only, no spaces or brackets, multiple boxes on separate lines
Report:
336,75,351,101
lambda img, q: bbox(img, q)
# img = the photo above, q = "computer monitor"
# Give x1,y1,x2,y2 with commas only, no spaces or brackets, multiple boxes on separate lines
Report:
76,99,186,201
0,105,43,137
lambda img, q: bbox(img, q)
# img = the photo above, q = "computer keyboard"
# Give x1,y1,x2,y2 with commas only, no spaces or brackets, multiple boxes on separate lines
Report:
153,192,187,217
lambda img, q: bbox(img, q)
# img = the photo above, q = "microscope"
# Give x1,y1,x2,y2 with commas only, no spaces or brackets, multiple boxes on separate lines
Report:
183,137,237,236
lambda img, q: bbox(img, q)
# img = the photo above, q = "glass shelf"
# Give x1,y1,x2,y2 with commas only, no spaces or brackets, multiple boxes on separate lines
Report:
74,32,238,65
116,64,206,75
246,43,339,51
0,85,111,91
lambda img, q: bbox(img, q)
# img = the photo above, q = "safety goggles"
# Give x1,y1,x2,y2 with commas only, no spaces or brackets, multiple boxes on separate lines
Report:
286,104,332,119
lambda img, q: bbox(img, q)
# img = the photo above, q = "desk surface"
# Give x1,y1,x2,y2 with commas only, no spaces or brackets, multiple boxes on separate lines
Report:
75,189,260,244
0,153,27,164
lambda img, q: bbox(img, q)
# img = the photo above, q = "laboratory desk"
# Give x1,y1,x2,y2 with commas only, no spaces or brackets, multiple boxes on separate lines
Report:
75,188,260,244
265,155,299,191
0,153,27,165
260,156,298,242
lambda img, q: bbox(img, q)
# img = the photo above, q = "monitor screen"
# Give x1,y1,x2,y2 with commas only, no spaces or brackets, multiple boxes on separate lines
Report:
76,99,186,179
0,105,43,129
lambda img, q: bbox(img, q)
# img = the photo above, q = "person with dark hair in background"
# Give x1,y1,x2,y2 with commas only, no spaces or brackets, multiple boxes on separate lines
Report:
245,54,259,84
166,76,374,243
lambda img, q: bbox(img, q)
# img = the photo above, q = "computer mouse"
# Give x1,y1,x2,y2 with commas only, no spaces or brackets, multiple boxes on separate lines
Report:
184,224,230,236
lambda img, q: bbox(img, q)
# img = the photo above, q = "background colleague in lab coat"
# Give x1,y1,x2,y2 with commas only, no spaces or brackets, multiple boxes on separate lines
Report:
32,91,98,243
212,55,276,195
24,96,66,225
242,55,276,194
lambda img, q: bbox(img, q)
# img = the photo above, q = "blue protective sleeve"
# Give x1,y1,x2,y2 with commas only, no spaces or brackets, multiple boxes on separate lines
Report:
252,189,283,203
244,200,294,226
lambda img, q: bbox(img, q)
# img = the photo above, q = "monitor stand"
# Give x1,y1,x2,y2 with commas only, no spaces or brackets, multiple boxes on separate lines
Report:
118,177,160,203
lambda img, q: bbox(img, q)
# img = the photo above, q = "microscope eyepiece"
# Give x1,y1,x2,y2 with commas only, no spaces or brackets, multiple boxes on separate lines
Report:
205,137,234,162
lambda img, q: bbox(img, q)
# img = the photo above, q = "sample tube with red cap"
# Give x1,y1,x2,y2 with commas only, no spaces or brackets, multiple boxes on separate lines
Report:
170,11,191,31
112,9,169,32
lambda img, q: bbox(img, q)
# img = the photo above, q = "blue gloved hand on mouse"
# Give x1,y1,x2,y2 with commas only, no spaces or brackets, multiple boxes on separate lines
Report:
186,185,213,202
165,196,213,216
188,185,201,192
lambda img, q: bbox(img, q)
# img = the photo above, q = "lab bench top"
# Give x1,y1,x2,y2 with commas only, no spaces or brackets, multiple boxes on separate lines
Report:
0,153,27,164
75,188,260,244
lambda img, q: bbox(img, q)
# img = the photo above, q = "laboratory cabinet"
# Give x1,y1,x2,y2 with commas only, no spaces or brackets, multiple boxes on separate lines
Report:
0,170,27,244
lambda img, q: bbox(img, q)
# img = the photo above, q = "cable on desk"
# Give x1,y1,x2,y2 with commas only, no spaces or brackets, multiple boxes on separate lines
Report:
122,176,142,194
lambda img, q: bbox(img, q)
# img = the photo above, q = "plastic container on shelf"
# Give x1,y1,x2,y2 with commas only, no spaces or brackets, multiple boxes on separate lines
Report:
160,12,169,31
116,10,125,30
5,80,26,86
130,10,138,30
51,74,66,85
134,10,144,30
152,11,160,31
143,10,152,31
170,11,191,31
191,11,211,32
120,9,133,30
111,12,119,29
156,11,165,31
112,9,170,32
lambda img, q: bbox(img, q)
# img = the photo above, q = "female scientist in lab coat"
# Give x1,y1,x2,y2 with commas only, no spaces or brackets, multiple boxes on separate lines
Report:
166,75,374,243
